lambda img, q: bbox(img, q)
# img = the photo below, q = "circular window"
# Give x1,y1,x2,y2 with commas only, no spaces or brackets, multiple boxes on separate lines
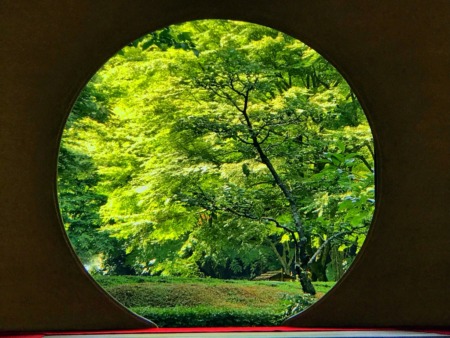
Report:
58,19,375,327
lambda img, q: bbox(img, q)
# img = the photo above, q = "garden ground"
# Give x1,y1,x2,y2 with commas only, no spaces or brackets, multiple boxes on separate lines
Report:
95,276,335,327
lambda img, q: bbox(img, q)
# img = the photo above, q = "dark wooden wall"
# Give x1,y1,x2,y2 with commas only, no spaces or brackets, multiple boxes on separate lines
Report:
0,0,449,331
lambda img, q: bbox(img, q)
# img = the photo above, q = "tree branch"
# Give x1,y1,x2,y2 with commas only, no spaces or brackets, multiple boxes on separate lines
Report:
357,155,374,173
266,239,288,272
366,143,375,162
307,225,367,266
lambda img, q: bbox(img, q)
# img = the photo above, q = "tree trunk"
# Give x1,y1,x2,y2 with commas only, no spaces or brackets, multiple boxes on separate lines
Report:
238,96,316,294
309,241,331,281
296,264,316,295
267,239,289,272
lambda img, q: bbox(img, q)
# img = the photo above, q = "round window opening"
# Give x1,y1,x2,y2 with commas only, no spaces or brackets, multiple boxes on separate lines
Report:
58,19,375,327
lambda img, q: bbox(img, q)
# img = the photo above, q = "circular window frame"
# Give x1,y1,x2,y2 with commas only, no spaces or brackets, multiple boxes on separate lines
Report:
1,0,449,332
58,18,378,325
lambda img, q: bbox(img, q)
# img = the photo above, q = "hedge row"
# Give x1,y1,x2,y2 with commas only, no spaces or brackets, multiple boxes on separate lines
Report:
132,306,286,327
104,282,296,308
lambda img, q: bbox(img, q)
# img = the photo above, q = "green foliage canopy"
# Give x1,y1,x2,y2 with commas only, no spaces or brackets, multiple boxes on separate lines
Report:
58,20,374,291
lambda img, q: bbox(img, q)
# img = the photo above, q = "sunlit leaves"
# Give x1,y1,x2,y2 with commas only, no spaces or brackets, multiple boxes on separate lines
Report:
59,19,374,280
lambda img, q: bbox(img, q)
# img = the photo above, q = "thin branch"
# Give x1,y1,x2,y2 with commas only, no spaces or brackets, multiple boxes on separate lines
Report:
266,239,288,272
199,81,244,113
258,130,271,144
366,143,375,161
248,180,275,187
235,133,254,145
357,155,374,173
307,225,367,266
261,217,297,241
227,75,247,99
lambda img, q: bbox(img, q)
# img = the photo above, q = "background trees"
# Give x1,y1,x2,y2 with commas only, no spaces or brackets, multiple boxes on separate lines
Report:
58,20,374,293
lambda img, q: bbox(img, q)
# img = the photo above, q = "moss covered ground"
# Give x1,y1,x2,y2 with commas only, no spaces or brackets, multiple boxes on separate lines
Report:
94,276,335,327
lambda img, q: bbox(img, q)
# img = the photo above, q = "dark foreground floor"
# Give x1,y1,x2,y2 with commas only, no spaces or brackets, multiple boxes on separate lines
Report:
46,330,449,338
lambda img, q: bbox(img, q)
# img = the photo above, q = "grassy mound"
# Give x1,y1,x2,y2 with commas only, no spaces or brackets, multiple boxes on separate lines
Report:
95,276,335,327
106,282,297,309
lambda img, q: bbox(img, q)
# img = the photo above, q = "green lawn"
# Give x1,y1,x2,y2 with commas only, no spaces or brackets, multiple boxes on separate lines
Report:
94,275,335,327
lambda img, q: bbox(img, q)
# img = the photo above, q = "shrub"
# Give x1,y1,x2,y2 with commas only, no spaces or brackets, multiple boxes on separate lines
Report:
283,294,317,318
93,275,148,287
132,306,285,327
105,283,222,308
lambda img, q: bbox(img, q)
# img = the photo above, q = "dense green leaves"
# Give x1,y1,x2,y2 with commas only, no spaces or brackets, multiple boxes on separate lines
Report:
58,20,374,289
